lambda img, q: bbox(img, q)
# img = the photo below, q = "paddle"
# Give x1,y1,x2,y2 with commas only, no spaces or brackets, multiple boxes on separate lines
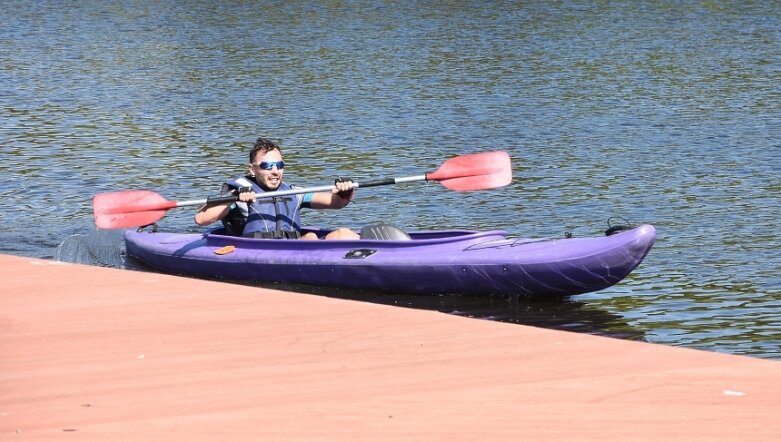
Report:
93,150,512,229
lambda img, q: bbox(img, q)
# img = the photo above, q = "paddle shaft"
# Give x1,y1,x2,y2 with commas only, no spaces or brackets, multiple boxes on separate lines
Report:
186,175,429,208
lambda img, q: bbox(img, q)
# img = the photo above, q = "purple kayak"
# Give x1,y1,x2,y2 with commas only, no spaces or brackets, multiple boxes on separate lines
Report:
124,224,655,298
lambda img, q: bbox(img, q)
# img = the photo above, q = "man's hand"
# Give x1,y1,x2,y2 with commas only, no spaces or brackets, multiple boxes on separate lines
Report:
333,177,355,200
235,186,256,203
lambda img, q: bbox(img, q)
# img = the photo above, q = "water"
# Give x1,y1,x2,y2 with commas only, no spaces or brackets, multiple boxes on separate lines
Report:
2,1,779,359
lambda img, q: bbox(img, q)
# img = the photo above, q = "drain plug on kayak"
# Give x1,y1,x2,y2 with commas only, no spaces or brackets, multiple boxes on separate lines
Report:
344,249,377,259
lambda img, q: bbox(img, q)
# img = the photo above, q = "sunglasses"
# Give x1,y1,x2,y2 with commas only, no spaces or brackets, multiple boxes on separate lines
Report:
252,160,285,170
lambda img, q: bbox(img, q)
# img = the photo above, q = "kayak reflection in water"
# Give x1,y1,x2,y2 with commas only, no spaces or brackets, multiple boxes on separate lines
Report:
195,137,360,240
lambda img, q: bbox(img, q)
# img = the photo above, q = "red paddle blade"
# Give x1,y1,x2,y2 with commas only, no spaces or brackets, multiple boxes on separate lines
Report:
426,151,512,191
93,190,177,229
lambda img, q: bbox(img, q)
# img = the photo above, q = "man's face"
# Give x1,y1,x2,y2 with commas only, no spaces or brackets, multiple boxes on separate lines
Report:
250,149,284,190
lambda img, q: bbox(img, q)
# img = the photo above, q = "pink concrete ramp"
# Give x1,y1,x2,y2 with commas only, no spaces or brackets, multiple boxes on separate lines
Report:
1,254,779,440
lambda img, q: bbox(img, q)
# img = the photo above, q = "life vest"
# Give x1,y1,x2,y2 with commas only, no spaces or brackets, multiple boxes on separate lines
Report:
224,175,304,239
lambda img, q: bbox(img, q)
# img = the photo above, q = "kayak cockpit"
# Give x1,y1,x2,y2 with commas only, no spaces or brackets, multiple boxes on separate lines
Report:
203,227,509,249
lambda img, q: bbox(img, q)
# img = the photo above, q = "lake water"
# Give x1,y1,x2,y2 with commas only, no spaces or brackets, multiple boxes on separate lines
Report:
2,1,779,359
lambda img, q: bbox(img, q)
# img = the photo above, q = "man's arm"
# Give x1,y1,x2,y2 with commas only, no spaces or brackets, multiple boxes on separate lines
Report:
194,202,232,226
195,186,256,226
308,178,355,209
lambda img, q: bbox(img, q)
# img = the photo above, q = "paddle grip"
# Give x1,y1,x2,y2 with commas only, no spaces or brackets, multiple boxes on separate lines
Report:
356,178,397,188
205,195,239,205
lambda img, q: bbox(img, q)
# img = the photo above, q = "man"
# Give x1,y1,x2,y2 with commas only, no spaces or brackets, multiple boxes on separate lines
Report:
195,138,360,240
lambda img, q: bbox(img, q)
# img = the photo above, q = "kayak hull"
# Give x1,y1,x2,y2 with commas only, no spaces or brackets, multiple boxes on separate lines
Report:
124,225,656,298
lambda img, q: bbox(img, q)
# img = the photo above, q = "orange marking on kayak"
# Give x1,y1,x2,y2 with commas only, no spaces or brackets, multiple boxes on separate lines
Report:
213,245,236,255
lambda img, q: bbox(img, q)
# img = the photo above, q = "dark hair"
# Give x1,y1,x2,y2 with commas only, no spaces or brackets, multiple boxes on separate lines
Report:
249,138,281,163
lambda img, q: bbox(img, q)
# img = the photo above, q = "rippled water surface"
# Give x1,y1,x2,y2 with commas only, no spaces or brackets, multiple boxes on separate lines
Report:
2,1,779,359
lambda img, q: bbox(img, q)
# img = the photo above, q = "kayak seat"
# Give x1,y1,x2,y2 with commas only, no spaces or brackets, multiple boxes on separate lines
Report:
360,223,412,241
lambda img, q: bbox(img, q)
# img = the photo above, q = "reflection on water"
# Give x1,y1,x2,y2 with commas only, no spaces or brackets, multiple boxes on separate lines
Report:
302,288,645,342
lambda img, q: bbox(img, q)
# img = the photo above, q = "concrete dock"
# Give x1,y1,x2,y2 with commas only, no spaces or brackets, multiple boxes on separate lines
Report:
1,253,779,440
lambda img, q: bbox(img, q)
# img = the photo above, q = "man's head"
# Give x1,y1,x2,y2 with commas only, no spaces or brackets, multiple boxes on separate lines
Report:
249,137,281,163
249,137,285,191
